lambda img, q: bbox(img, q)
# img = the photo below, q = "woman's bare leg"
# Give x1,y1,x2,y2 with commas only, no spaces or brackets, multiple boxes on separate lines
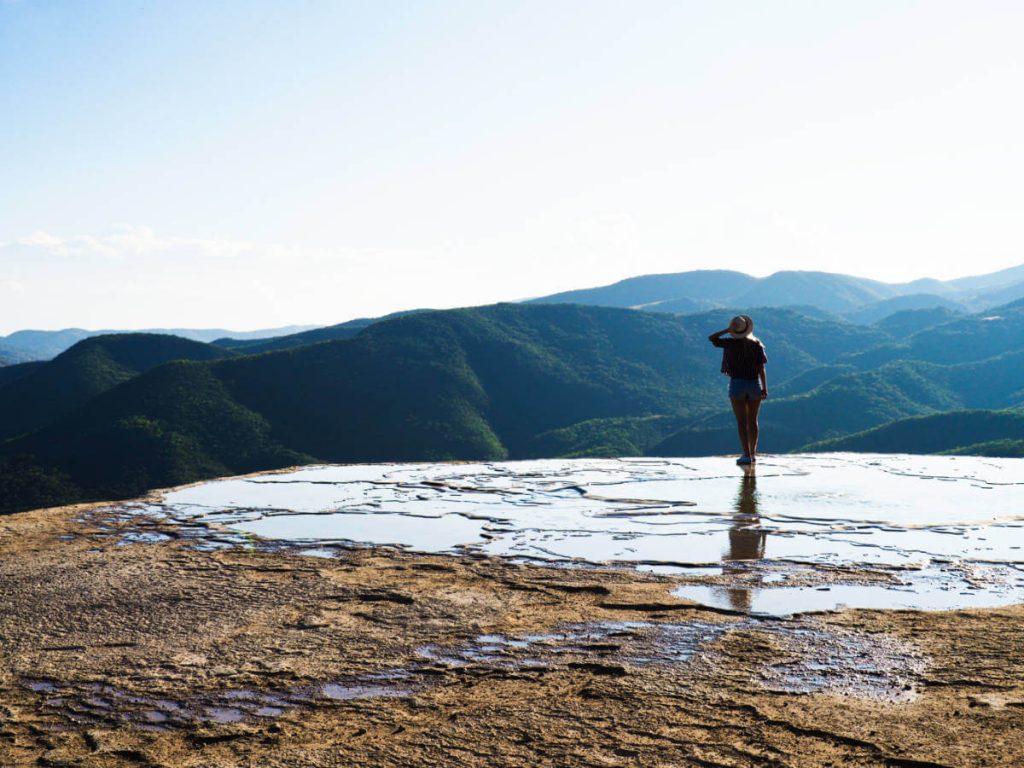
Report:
744,398,762,458
730,398,749,456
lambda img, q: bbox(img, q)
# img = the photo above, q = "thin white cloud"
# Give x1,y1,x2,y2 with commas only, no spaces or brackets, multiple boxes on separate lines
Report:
6,225,290,262
0,225,465,334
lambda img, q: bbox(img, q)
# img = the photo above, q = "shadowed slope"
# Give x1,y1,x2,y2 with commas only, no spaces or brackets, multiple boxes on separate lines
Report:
0,334,233,441
0,361,46,388
805,409,1024,455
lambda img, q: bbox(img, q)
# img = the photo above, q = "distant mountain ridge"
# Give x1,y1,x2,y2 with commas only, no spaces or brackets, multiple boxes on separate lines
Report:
211,310,427,354
7,263,1024,362
528,265,1024,319
0,325,319,362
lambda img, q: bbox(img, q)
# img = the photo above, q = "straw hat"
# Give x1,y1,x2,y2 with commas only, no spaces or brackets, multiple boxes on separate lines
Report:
728,315,754,338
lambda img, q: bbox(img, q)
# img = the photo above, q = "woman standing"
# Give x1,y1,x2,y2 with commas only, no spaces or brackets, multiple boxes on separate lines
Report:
708,315,768,465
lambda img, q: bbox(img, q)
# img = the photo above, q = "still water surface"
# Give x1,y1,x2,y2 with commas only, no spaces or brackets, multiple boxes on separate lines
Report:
155,454,1024,615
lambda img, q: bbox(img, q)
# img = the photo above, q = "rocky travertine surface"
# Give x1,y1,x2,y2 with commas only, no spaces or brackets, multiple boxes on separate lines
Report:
2,455,1023,766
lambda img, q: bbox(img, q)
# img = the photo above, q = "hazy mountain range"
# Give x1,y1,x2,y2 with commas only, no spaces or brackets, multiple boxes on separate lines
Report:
0,325,319,365
1,264,1023,516
529,264,1024,317
6,262,1024,365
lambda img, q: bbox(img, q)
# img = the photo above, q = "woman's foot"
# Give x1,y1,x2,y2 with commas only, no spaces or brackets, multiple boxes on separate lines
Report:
736,455,752,465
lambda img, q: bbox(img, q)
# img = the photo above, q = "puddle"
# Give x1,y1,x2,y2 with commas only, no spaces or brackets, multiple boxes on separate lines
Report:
296,547,338,559
128,454,1024,614
21,671,419,731
235,512,489,553
673,573,1024,617
204,706,245,724
116,532,173,545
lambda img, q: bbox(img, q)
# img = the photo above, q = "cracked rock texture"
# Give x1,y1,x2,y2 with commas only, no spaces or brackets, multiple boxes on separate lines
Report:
1,500,1023,767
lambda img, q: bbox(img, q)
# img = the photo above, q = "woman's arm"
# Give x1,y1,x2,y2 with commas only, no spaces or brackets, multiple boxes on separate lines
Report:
708,328,730,346
759,368,768,399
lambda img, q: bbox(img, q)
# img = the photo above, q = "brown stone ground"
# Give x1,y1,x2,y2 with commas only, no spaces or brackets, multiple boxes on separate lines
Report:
1,500,1023,767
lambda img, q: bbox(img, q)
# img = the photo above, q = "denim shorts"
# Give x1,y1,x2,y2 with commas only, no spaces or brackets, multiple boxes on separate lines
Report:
728,377,762,401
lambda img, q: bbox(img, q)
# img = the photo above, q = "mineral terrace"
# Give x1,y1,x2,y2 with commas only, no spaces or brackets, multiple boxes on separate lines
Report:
2,455,1023,767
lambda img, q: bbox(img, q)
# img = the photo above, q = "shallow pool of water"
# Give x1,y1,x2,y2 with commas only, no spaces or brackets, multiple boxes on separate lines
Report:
147,454,1024,614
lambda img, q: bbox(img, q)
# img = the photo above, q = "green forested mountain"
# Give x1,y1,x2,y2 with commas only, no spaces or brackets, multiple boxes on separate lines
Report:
944,439,1024,457
843,294,965,325
0,303,888,514
838,301,1024,370
0,334,232,441
655,361,965,456
2,362,311,509
873,306,963,338
804,409,1024,455
655,330,1024,457
0,360,46,387
3,296,1024,517
524,415,690,458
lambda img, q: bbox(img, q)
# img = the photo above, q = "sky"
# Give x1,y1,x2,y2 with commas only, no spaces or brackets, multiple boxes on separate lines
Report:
2,0,1024,334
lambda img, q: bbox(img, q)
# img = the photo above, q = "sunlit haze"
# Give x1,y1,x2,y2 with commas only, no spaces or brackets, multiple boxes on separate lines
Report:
2,1,1023,333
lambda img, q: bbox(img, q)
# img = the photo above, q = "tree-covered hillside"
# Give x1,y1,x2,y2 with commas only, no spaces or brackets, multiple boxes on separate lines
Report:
873,306,963,338
0,361,46,388
654,315,1024,458
839,301,1024,370
804,409,1024,455
0,334,232,441
0,303,888,514
3,298,1024,517
844,294,965,325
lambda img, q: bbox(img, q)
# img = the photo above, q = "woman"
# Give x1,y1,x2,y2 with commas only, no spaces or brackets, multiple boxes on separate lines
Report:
708,315,768,465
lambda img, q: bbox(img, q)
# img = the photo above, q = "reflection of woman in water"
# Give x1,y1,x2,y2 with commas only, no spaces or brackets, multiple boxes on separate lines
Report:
723,467,766,611
726,468,765,561
708,315,768,465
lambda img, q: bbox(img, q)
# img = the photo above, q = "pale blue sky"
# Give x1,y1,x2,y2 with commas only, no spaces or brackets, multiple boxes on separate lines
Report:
2,1,1023,332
